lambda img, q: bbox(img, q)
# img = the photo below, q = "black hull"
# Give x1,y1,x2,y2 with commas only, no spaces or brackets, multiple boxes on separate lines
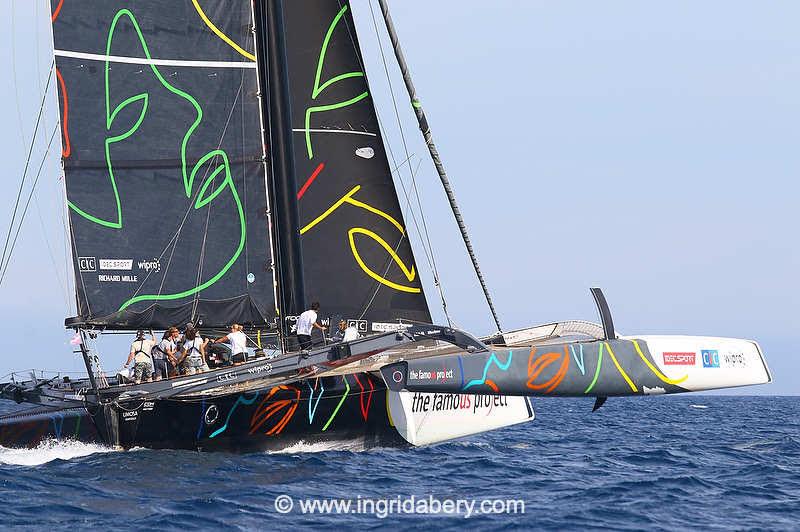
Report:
0,406,101,447
0,372,409,452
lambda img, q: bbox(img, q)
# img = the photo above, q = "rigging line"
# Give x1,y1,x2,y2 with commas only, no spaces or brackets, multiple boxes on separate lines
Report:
338,1,440,314
1,61,55,274
291,128,376,137
191,78,245,314
357,159,425,322
367,1,450,323
192,184,214,321
67,193,90,316
35,0,42,95
190,0,256,61
338,1,436,278
377,0,503,332
239,68,250,291
0,123,61,287
334,1,402,194
342,0,439,301
11,3,27,151
367,0,436,264
133,77,246,303
33,1,67,306
189,113,238,320
357,212,407,322
342,1,438,283
35,199,69,306
59,180,71,307
61,169,82,316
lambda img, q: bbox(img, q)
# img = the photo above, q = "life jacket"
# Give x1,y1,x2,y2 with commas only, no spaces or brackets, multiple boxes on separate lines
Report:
185,339,202,358
133,340,151,362
152,341,169,360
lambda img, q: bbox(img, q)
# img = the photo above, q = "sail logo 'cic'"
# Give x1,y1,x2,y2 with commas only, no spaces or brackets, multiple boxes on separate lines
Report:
66,9,246,312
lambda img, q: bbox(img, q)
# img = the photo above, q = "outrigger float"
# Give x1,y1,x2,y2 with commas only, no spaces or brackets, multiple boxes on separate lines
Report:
0,0,770,451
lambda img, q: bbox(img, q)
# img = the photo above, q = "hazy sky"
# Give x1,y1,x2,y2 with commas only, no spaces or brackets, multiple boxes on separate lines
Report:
0,1,796,394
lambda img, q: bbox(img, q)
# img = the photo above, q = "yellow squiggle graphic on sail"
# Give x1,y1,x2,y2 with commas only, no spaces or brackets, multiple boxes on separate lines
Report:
300,185,420,293
191,0,256,61
348,228,419,293
300,185,403,235
632,340,688,385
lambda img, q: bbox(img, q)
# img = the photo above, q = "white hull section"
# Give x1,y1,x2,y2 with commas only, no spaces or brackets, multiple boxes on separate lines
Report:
626,335,772,393
387,391,534,446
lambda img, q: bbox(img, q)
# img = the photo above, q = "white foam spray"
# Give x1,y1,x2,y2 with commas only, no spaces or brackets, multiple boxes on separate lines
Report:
0,439,114,466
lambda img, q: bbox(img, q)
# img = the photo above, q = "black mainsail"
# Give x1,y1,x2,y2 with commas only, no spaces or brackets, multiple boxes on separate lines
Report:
51,1,274,329
282,1,432,331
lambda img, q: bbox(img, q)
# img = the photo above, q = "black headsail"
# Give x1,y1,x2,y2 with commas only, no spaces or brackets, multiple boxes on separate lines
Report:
282,1,432,332
50,1,275,330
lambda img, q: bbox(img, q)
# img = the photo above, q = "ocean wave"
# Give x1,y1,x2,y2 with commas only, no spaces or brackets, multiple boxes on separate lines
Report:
0,396,798,529
0,439,114,466
269,439,370,454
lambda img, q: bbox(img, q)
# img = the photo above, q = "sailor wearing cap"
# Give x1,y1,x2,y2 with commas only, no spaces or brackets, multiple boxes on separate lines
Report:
124,330,156,384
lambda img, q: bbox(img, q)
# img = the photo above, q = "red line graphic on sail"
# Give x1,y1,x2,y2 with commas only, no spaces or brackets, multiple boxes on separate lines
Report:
52,0,64,22
55,68,71,158
297,162,325,200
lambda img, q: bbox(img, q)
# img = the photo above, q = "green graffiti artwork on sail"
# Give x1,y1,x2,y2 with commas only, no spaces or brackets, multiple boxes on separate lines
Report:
66,9,246,312
304,4,369,160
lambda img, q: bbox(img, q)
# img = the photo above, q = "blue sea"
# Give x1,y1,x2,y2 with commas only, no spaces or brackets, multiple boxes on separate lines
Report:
0,396,798,530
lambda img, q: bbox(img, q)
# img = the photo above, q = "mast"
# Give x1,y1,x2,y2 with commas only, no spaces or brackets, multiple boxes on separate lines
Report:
376,0,503,333
253,0,306,343
77,330,99,393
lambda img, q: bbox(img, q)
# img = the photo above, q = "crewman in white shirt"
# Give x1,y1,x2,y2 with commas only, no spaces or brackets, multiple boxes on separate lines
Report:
296,302,325,350
332,319,360,343
214,323,249,364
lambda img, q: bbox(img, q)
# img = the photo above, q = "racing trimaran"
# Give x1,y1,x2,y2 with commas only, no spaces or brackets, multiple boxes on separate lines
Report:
0,0,771,451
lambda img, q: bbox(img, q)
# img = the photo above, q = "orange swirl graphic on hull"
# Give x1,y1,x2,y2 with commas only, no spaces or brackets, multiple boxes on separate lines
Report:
249,385,300,436
526,346,570,394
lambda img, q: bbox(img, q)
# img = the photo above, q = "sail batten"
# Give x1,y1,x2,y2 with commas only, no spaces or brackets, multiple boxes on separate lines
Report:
52,0,274,330
54,49,257,69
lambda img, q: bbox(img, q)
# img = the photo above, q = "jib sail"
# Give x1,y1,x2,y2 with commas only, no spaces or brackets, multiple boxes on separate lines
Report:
283,1,432,332
51,1,274,329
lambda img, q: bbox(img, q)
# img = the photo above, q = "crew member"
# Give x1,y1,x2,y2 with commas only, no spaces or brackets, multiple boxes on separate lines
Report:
332,319,360,343
296,302,325,350
124,330,156,385
215,324,248,364
177,327,209,375
153,327,179,380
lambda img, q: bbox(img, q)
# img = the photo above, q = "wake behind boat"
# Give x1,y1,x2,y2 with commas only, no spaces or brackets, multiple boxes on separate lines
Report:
0,0,770,452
